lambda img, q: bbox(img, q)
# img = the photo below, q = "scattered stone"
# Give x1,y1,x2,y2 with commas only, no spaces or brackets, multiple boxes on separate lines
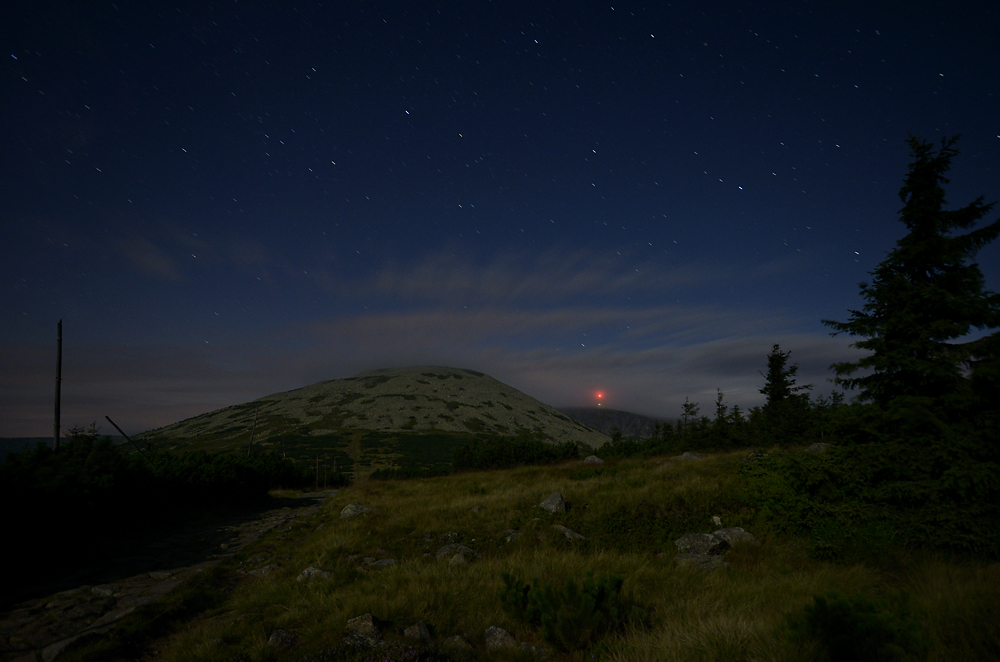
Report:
484,625,517,650
249,563,278,577
520,641,551,656
148,570,172,580
673,451,703,460
552,524,586,541
90,585,116,597
360,558,397,570
712,515,722,527
268,628,298,650
340,504,376,518
674,553,728,572
436,543,478,561
345,613,382,639
674,532,724,555
539,492,566,513
440,531,460,543
442,634,473,652
583,455,604,464
805,442,832,454
296,566,332,581
404,621,431,642
449,552,468,566
469,505,483,513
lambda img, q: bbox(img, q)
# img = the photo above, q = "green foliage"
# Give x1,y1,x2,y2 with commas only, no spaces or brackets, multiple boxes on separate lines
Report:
785,591,927,662
452,436,579,471
499,571,647,652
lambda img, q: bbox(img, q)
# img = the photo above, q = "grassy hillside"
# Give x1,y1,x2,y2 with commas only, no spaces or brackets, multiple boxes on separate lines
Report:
135,367,607,478
63,448,1000,662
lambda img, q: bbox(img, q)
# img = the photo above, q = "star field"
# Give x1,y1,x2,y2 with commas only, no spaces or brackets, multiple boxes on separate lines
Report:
2,1,998,435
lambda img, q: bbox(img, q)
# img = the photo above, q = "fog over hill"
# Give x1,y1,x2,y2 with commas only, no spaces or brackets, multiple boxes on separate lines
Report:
558,407,674,440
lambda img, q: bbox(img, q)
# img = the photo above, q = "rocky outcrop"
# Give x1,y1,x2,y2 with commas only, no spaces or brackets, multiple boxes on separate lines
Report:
583,455,604,464
484,625,518,650
539,492,566,513
552,525,586,541
340,504,378,519
672,527,757,572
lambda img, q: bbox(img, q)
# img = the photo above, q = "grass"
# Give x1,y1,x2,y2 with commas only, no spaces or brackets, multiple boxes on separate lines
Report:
62,448,1000,662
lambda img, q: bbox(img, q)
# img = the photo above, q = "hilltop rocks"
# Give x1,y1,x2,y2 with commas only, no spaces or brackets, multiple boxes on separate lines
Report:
583,455,604,464
404,621,431,642
539,492,566,513
345,614,382,640
442,635,473,652
673,451,703,460
340,504,378,518
436,543,479,563
674,533,725,555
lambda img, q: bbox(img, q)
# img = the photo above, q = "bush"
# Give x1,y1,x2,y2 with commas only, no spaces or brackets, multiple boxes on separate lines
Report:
785,591,927,662
452,436,579,471
498,571,647,652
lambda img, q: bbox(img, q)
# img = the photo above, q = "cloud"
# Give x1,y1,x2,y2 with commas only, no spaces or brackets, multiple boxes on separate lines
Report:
117,237,185,281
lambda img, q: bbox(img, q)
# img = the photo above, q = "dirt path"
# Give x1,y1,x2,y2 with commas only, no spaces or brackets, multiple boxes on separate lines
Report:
0,490,338,662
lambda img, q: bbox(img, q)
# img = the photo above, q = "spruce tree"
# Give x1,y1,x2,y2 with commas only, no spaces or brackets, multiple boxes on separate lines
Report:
823,136,1000,408
760,344,811,406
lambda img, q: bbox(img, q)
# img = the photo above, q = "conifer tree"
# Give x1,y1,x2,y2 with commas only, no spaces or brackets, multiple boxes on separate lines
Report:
824,136,1000,408
760,344,811,406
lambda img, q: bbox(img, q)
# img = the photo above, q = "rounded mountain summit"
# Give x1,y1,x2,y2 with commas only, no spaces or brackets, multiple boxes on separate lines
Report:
138,366,609,454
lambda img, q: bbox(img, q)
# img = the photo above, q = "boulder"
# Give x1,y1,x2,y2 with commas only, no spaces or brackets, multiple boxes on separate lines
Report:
711,527,756,547
442,634,473,652
539,492,566,513
583,455,604,465
484,625,518,650
674,533,724,555
345,614,382,639
268,629,298,650
340,504,377,518
499,529,521,544
440,531,460,543
436,543,479,561
552,524,586,541
296,566,332,581
404,621,431,642
673,451,703,460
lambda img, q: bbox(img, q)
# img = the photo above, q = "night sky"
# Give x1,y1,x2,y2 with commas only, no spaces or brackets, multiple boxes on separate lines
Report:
3,1,999,437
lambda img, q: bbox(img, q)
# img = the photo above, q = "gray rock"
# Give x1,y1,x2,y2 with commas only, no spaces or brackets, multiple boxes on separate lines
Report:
674,532,725,555
673,553,728,572
436,543,478,561
440,531,460,543
268,628,298,650
404,621,431,642
674,451,703,460
442,634,473,652
449,552,468,566
249,563,278,577
539,492,566,513
296,566,332,581
711,527,757,547
583,455,604,465
340,504,376,518
91,584,116,597
345,613,382,639
552,524,586,541
805,442,832,454
520,641,552,656
485,625,518,650
499,529,521,544
469,505,483,513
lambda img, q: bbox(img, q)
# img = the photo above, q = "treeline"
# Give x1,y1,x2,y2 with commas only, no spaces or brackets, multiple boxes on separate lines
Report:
0,427,340,602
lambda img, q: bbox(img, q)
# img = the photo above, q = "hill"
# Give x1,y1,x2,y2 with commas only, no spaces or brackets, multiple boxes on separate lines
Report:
559,407,672,439
136,367,608,477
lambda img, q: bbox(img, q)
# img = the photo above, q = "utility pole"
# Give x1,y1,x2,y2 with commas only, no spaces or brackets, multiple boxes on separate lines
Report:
54,320,62,452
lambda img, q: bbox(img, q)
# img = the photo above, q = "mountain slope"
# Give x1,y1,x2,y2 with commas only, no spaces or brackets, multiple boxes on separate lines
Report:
558,407,673,439
137,367,608,475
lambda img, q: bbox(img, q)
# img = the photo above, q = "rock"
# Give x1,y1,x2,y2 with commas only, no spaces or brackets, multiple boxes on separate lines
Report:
91,585,116,597
345,613,382,639
520,641,551,656
440,531,460,543
583,455,604,464
436,543,478,561
442,634,473,652
674,532,725,555
469,505,483,513
340,504,376,518
552,524,586,541
711,527,757,547
484,625,518,650
674,553,728,572
712,515,722,527
499,529,520,544
296,566,332,581
673,451,703,460
805,442,832,454
249,563,278,577
359,558,397,570
539,492,566,513
404,621,431,642
742,450,768,463
449,552,468,566
268,628,298,650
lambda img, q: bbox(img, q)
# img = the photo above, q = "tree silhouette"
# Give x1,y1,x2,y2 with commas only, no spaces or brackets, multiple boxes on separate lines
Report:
824,136,1000,408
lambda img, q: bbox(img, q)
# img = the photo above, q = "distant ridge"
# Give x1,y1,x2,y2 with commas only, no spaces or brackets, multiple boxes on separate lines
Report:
137,367,608,475
559,407,672,439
